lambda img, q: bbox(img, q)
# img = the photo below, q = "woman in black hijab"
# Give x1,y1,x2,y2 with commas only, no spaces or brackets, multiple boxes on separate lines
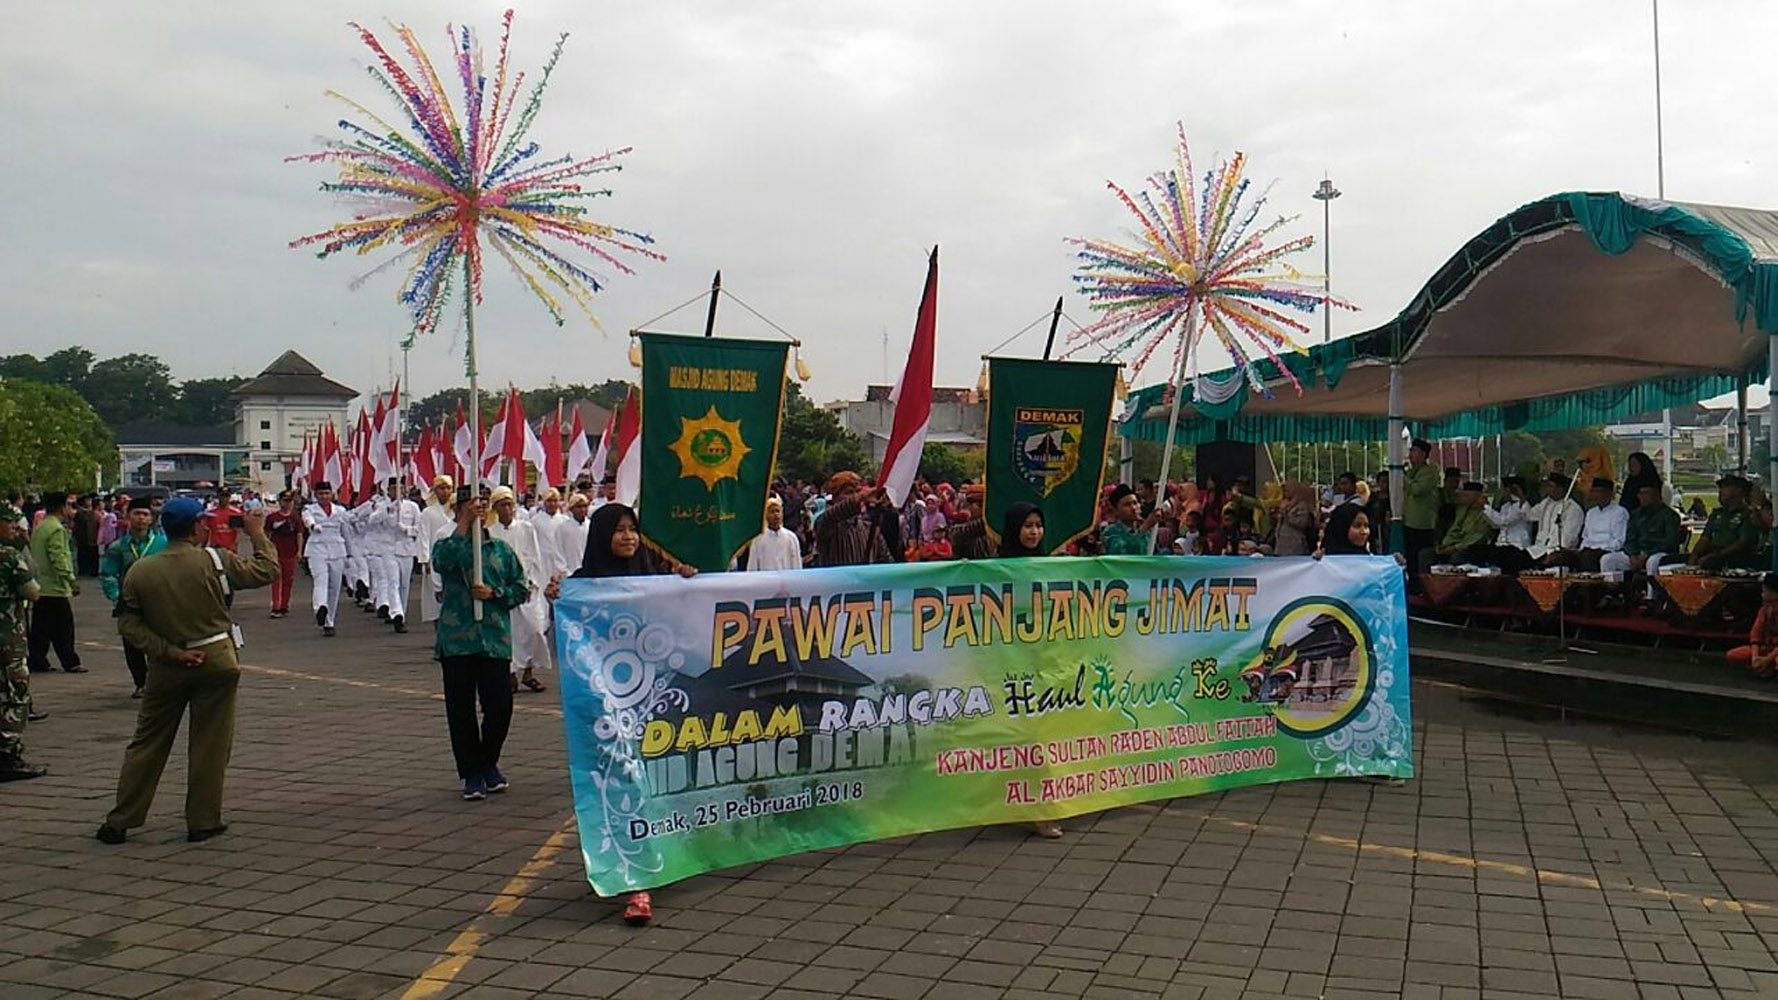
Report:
998,502,1045,558
1619,451,1661,511
573,503,662,578
1319,502,1374,556
564,502,691,927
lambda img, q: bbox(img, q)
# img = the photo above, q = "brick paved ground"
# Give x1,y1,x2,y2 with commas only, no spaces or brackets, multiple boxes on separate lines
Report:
4,583,1778,999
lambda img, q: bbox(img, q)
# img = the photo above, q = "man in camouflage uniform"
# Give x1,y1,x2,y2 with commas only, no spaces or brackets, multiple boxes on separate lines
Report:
0,500,48,781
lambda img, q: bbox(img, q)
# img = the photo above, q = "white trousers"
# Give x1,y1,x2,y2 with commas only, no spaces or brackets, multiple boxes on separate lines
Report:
308,554,345,627
1599,550,1667,575
510,590,552,673
345,554,368,598
379,554,411,619
419,562,441,623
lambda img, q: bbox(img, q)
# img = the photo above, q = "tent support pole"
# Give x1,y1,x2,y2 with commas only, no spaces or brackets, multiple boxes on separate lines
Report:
1768,334,1777,569
1737,375,1750,474
1388,362,1405,554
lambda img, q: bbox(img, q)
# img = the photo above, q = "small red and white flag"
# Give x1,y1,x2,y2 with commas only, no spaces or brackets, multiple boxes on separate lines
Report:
590,411,612,485
410,423,437,488
320,421,344,494
451,401,474,482
540,403,566,489
879,246,938,507
565,405,592,485
612,386,641,506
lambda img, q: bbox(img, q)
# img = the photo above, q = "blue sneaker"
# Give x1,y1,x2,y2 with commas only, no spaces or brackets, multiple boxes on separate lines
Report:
462,775,486,801
484,766,509,793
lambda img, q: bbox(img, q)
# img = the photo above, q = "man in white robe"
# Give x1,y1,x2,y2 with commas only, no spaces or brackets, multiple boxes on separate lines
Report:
529,489,573,580
488,486,551,691
744,496,802,572
417,476,456,623
557,493,592,577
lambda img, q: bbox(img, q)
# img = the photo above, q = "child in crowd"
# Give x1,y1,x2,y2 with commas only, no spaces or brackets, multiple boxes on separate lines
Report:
1728,573,1778,678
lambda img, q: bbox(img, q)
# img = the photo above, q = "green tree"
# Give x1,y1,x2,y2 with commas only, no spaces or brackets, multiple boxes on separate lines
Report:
42,346,96,389
83,352,174,426
174,376,248,427
776,382,869,484
0,354,47,382
0,379,117,491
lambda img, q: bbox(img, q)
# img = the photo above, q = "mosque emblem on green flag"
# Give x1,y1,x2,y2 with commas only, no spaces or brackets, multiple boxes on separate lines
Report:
670,406,751,489
1013,408,1082,498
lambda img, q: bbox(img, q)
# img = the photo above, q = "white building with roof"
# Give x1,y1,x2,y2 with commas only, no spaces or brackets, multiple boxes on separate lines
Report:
230,351,357,495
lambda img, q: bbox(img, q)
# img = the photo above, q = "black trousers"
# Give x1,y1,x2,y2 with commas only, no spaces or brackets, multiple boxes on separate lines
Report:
1401,528,1438,579
77,545,100,578
123,641,149,689
440,655,514,780
27,596,79,672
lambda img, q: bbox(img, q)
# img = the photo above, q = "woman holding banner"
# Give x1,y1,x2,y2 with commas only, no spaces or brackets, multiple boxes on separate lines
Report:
570,503,696,925
992,502,1068,839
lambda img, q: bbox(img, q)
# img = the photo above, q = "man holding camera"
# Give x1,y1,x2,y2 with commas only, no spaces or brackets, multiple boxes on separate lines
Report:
96,498,278,844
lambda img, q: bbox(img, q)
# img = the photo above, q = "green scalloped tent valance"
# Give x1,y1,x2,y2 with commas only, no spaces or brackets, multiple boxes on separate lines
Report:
1123,191,1778,444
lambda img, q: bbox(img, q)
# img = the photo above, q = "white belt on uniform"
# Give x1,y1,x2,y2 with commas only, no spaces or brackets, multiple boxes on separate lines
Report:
182,632,232,649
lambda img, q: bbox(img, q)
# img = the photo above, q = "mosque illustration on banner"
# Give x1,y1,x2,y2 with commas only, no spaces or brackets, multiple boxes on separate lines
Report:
1240,611,1363,714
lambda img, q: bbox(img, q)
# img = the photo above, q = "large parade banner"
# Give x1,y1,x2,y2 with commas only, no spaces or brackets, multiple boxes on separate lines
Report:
638,332,788,571
985,357,1119,552
556,555,1412,895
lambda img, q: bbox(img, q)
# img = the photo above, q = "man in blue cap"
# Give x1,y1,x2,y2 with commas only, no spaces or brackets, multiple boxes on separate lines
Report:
96,497,278,844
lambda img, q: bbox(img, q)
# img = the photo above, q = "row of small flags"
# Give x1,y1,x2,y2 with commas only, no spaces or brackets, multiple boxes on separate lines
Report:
290,381,641,503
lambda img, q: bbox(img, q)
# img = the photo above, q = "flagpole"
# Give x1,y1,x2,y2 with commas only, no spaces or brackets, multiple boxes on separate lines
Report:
464,256,484,621
1042,296,1064,361
1147,310,1195,555
704,270,722,338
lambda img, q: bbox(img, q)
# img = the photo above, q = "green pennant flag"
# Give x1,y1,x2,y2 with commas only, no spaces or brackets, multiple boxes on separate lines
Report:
985,357,1119,553
639,333,789,570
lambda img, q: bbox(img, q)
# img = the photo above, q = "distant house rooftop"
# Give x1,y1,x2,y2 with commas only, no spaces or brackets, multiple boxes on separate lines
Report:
229,350,356,399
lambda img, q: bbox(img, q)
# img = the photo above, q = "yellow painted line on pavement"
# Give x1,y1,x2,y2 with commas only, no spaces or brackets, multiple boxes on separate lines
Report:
399,818,580,1000
1213,815,1775,915
76,639,563,717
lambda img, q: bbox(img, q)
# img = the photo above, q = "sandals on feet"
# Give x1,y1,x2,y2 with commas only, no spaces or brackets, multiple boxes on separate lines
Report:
623,891,653,925
522,675,547,693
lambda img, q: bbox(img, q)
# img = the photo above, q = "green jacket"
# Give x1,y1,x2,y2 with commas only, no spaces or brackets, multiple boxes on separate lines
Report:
1401,463,1442,531
27,515,75,598
1625,504,1682,557
100,531,167,603
1698,504,1763,568
1439,505,1493,552
431,531,530,660
1100,522,1152,556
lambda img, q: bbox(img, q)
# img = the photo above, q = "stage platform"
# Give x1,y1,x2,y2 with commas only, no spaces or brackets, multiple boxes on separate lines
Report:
1408,617,1778,740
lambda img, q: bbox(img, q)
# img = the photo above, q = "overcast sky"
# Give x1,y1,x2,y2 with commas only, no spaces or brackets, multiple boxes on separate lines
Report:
5,1,1774,409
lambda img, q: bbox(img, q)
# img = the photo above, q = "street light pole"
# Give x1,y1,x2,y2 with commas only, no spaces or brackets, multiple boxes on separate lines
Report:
1313,177,1341,345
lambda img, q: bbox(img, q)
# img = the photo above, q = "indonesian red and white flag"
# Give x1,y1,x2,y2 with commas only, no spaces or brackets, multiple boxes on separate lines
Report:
522,406,550,483
565,405,592,484
451,401,474,482
410,423,437,488
320,421,344,495
353,407,376,501
480,391,512,484
879,247,938,507
612,386,641,506
589,412,611,485
434,419,452,485
293,431,311,493
539,404,566,489
368,390,392,482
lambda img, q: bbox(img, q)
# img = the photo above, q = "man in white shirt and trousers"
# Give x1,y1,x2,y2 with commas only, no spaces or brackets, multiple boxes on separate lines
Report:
488,487,551,693
302,483,350,637
1483,476,1535,550
743,496,802,571
342,502,371,609
417,476,456,623
1541,477,1628,572
370,479,422,632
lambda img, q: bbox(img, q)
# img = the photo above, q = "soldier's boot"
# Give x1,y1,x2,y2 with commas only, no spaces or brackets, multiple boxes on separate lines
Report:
0,758,47,782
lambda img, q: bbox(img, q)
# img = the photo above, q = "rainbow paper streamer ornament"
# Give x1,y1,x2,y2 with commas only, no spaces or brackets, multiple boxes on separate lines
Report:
289,10,661,352
1066,124,1351,397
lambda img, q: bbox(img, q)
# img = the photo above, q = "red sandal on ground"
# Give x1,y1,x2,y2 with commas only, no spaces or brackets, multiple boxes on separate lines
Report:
623,891,653,925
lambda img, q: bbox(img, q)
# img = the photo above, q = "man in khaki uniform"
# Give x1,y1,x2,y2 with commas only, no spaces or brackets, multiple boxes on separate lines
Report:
96,497,277,844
